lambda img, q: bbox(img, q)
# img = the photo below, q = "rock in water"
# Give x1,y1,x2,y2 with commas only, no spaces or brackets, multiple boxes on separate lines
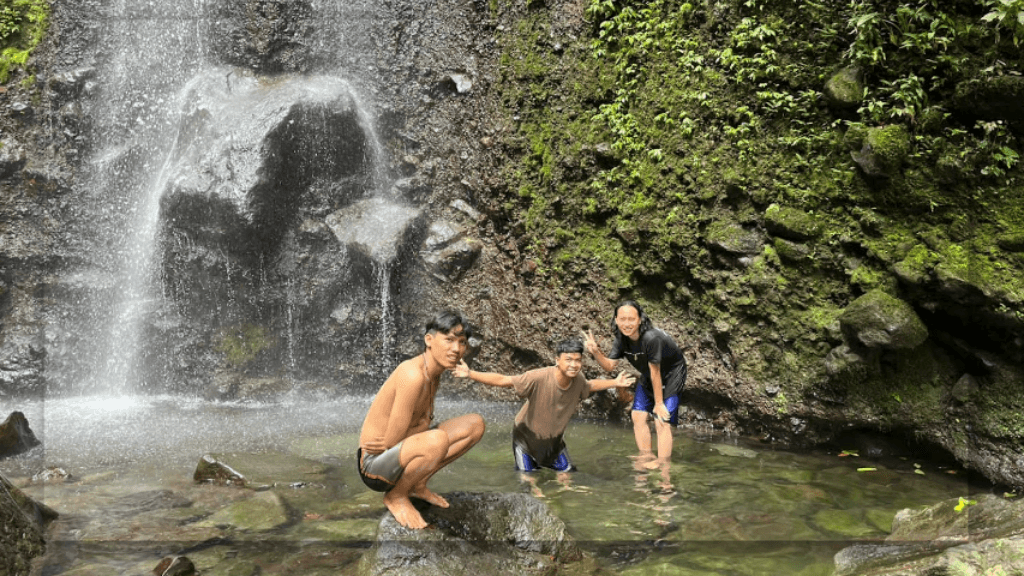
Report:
0,411,41,458
359,491,586,576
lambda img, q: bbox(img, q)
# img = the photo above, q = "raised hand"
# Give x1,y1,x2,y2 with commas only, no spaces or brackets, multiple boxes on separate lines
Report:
453,359,471,378
614,371,635,388
582,329,600,355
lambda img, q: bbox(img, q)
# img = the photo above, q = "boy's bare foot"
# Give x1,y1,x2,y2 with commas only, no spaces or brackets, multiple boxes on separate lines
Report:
410,487,450,508
383,492,429,529
643,457,669,470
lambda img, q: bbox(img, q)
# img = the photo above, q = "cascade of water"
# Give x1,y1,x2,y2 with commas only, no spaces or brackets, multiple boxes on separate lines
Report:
64,0,400,396
73,0,207,396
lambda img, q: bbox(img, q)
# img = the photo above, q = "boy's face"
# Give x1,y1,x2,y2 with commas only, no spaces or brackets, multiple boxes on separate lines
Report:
615,305,641,340
424,325,468,369
555,352,583,379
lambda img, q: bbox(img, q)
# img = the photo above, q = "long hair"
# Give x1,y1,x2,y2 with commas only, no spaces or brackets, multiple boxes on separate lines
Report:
610,300,653,343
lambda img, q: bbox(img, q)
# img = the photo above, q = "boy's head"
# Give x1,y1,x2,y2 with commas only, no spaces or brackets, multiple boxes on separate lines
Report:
554,339,584,379
425,310,474,339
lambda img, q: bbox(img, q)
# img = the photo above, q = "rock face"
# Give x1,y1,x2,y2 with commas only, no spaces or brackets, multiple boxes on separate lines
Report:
359,492,587,576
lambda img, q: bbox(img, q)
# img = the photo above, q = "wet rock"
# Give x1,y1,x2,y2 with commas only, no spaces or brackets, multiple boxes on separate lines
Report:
833,495,1024,576
326,197,424,265
839,290,928,350
198,490,289,532
0,137,27,179
0,472,55,575
154,556,198,576
161,67,369,255
204,0,315,73
0,411,41,458
824,66,864,110
359,491,586,576
193,452,330,489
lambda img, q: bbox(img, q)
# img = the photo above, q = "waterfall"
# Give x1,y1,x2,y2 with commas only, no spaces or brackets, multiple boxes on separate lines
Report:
62,0,403,396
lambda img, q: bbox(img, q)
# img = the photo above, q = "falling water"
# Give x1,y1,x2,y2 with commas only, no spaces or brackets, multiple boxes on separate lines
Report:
74,0,208,395
63,0,405,396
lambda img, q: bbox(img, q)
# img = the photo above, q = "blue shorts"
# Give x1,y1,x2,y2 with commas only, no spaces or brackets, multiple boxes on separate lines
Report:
632,385,680,426
513,442,575,472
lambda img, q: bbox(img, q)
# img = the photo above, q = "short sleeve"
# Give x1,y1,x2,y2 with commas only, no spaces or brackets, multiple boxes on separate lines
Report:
643,331,665,365
511,368,544,398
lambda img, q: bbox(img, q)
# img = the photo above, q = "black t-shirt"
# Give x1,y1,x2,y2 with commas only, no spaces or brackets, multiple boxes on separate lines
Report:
609,327,687,397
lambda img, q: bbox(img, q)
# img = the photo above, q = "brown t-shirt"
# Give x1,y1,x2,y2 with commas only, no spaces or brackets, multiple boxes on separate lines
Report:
510,366,590,466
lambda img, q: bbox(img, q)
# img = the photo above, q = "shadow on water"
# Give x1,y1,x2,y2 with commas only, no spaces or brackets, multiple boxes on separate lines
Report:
3,397,986,576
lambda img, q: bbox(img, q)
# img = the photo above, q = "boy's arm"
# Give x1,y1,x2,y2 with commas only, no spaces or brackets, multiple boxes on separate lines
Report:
587,371,635,392
454,360,515,387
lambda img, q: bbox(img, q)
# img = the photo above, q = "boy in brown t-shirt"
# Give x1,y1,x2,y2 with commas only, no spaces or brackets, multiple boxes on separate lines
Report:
454,339,633,473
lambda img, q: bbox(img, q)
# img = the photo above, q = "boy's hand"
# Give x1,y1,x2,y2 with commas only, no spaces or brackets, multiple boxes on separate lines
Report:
453,359,471,378
614,372,635,388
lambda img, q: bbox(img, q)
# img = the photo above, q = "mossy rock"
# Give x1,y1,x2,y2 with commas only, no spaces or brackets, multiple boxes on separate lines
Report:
851,125,910,178
706,222,763,255
997,232,1024,253
824,66,864,110
839,290,928,350
764,204,822,241
953,75,1024,129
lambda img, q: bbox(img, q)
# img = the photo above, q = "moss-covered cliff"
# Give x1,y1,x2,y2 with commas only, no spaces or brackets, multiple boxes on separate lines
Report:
482,0,1024,488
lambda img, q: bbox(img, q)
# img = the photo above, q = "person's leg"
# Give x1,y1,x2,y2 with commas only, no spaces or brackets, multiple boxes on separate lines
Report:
647,394,679,468
406,413,485,509
631,385,654,459
386,428,452,529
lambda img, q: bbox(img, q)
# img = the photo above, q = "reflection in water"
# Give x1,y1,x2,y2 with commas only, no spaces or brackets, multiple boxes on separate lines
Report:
3,398,983,576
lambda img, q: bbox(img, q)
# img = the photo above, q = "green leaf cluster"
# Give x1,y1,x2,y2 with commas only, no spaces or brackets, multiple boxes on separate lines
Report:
1,0,49,84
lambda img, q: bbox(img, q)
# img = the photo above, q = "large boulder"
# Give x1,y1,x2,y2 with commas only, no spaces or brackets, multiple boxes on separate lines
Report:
358,492,593,576
839,290,928,350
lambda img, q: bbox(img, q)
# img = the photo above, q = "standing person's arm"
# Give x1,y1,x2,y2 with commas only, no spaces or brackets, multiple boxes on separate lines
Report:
649,362,670,421
454,360,515,387
587,371,635,392
584,329,618,372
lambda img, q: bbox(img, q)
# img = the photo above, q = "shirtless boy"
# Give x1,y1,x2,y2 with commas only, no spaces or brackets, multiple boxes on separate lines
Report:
454,339,634,474
357,311,485,529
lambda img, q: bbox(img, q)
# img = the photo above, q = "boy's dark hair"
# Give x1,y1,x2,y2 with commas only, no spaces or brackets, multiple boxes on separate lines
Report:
425,310,474,339
610,300,654,340
555,339,584,356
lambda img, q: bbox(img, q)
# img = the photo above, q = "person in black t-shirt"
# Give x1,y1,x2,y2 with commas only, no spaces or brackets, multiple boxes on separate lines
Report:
585,300,687,469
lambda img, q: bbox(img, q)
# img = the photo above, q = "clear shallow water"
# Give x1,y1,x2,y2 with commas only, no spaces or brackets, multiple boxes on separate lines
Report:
2,396,982,575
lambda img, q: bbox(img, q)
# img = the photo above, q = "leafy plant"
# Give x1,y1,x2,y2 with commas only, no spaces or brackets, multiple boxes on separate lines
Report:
982,0,1024,45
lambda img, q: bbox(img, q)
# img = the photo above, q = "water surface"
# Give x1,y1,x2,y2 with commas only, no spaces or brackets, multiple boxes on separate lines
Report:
3,396,981,575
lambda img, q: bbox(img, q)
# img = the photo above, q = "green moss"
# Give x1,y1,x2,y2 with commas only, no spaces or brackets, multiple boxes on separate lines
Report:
0,0,49,85
216,324,272,368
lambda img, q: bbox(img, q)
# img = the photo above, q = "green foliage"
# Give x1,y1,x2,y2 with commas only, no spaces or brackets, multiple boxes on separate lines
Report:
982,0,1024,45
216,325,272,368
0,0,49,84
